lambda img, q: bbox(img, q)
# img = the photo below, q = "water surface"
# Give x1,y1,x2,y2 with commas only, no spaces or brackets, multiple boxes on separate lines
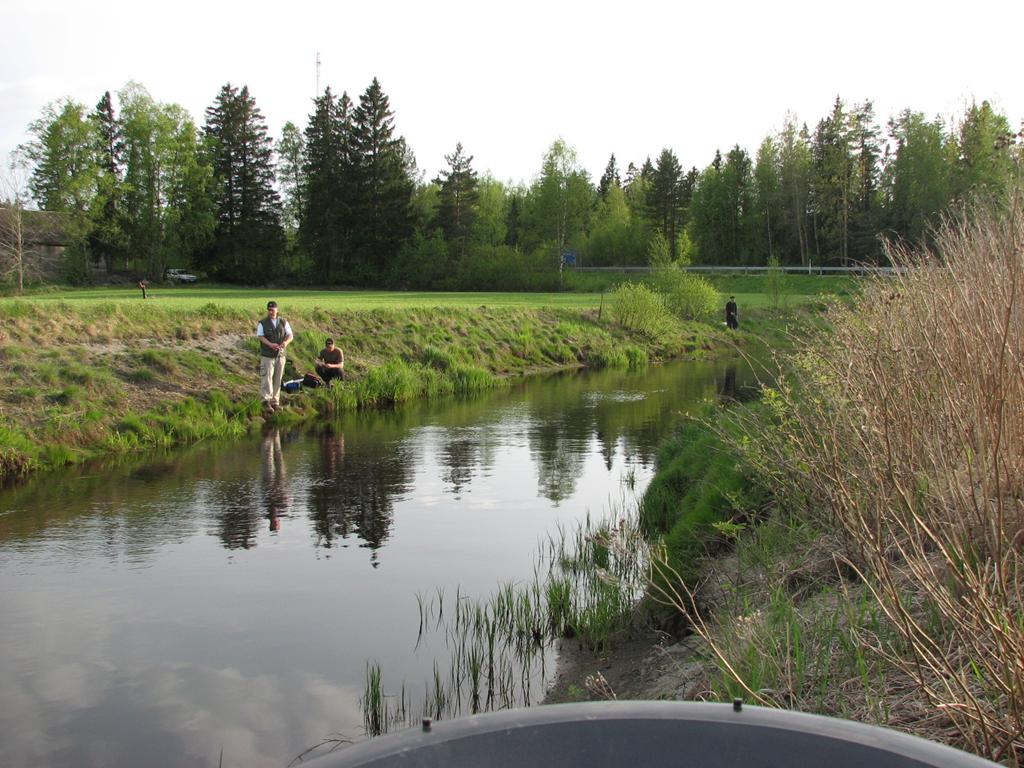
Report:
0,360,753,767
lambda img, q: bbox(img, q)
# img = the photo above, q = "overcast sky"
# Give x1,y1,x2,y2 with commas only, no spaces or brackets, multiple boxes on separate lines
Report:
3,0,1022,187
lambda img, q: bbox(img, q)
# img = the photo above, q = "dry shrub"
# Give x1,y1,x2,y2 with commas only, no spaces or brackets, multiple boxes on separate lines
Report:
756,193,1024,762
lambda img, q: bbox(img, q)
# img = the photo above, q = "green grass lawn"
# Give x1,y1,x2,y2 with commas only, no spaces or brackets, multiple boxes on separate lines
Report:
2,287,606,311
1,282,844,312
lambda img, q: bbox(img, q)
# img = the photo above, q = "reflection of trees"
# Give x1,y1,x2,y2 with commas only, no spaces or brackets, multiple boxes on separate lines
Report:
522,362,759,502
306,424,414,556
529,413,586,504
439,433,484,496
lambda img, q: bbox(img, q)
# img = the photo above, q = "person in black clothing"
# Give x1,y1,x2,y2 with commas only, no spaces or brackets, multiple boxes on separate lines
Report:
725,296,739,329
315,338,345,385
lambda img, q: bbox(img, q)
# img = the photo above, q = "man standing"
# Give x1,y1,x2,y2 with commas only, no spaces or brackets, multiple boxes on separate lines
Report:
256,300,293,413
725,295,739,330
315,338,345,385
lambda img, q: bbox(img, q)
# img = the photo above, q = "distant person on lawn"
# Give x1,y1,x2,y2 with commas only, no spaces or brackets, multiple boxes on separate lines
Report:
725,296,739,330
315,338,345,385
256,300,293,412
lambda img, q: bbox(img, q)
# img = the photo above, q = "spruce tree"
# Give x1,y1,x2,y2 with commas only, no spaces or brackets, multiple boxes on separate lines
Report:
504,195,522,247
598,154,620,199
646,148,685,259
847,101,882,263
88,91,127,272
811,97,854,265
299,88,355,282
722,145,757,264
349,78,413,283
434,142,479,262
202,83,283,282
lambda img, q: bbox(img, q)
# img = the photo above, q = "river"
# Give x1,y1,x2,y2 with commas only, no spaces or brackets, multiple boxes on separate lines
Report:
0,359,754,767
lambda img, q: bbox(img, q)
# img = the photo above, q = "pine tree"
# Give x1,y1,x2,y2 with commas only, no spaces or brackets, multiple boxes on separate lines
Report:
504,194,522,247
88,91,128,272
202,83,283,282
434,142,479,262
721,146,756,263
598,154,620,199
811,97,854,265
646,148,686,259
848,101,882,262
349,78,413,283
299,88,355,282
623,162,639,189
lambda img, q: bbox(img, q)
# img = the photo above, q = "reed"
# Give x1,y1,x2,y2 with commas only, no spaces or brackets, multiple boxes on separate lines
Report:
360,496,653,736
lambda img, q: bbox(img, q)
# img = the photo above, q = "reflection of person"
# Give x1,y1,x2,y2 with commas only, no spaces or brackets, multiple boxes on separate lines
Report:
725,296,739,329
719,364,738,401
256,300,293,413
261,428,289,532
315,338,345,385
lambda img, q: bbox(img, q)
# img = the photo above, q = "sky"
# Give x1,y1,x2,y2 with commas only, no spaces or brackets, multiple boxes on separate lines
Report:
2,0,1022,188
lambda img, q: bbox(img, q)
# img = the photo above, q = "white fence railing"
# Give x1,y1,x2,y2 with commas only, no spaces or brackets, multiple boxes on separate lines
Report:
574,265,906,276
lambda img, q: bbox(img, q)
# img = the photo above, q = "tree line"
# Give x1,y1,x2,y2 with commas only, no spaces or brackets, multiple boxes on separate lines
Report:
7,80,1023,288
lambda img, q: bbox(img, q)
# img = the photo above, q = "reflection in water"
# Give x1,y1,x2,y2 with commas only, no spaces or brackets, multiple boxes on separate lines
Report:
306,422,413,560
263,428,290,532
0,359,759,768
719,363,738,402
439,434,476,497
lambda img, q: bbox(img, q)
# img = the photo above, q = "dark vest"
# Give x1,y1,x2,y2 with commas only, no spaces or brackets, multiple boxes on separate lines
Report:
259,315,288,358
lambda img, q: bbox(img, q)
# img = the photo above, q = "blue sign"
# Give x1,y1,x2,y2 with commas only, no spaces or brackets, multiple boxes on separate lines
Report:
561,250,577,266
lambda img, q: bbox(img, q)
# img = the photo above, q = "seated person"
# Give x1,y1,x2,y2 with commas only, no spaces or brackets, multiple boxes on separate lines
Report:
315,337,345,384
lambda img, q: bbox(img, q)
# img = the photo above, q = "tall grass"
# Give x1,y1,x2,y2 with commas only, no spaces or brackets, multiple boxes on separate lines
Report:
697,194,1024,762
360,498,652,737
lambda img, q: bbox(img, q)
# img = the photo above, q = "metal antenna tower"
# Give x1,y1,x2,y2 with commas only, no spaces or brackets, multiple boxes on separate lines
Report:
315,52,321,97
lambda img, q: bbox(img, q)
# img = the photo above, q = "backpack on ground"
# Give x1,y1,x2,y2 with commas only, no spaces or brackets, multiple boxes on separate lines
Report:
302,372,325,389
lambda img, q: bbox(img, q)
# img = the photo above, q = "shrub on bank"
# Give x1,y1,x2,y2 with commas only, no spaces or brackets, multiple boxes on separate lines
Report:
609,282,673,340
659,270,720,322
694,193,1024,760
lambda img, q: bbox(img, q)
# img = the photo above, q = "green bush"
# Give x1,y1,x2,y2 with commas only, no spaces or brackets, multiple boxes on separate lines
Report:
609,281,673,339
657,270,720,322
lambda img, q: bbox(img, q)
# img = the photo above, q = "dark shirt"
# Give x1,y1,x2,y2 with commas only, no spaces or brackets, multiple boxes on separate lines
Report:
318,347,343,365
725,300,737,317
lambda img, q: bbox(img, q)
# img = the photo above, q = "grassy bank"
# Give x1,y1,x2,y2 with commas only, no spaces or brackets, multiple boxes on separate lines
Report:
0,291,738,482
622,196,1024,764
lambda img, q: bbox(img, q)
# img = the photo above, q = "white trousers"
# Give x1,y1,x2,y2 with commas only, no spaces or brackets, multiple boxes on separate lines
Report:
260,355,286,405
